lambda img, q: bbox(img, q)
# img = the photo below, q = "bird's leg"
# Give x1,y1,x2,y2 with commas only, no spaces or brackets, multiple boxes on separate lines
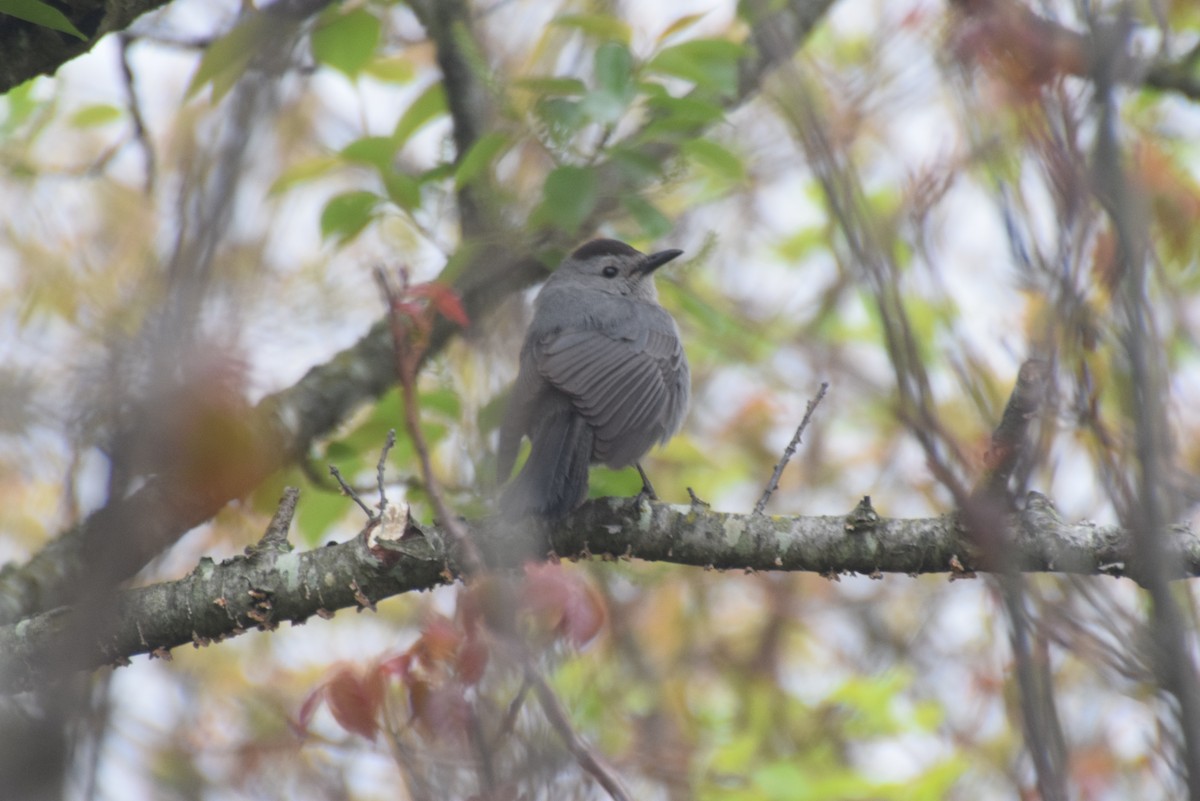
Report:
635,463,658,501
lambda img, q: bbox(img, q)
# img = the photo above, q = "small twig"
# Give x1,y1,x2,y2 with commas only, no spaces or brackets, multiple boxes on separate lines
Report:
493,675,531,747
972,359,1050,500
118,34,157,195
376,429,396,514
329,465,374,519
754,382,829,515
249,487,299,554
526,665,632,801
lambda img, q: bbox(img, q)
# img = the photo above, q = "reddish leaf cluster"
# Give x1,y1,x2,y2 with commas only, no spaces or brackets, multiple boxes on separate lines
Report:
516,563,608,648
295,565,607,744
378,270,470,385
948,0,1089,98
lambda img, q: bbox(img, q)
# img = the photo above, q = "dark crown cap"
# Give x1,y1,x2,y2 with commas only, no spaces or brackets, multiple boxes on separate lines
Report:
570,238,642,261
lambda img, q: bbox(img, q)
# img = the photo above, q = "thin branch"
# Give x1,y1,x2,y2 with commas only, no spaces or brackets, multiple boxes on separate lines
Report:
973,360,1050,499
117,34,156,196
376,429,396,513
329,465,375,520
526,666,632,801
754,382,829,514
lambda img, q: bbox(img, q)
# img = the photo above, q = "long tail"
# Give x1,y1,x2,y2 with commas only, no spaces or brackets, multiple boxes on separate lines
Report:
500,409,592,519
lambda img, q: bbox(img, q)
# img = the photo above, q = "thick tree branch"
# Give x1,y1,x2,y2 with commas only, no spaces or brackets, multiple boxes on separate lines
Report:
3,491,1195,693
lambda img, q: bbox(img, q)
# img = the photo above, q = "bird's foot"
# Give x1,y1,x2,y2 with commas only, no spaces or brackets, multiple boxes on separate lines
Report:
635,463,658,503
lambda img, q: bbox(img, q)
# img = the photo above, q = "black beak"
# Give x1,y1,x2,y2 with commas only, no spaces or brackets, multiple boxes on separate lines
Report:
639,249,684,274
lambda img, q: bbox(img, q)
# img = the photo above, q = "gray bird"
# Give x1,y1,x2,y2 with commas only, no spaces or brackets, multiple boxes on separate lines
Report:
497,238,690,519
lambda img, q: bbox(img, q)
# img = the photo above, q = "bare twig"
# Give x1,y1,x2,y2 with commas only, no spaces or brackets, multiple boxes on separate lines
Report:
973,359,1051,500
375,429,396,514
251,487,300,553
526,666,632,801
118,34,156,196
329,465,374,519
754,382,828,515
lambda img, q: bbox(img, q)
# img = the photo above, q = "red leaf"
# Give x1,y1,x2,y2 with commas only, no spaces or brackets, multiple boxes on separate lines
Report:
414,615,461,669
519,563,607,647
325,666,384,740
560,579,607,647
457,631,490,686
411,281,469,327
294,686,327,735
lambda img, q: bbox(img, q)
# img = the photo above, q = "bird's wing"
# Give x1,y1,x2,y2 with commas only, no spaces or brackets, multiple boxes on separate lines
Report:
536,318,687,468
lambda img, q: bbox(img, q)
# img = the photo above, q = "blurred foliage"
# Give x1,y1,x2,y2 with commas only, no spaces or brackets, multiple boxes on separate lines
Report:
1,0,1199,799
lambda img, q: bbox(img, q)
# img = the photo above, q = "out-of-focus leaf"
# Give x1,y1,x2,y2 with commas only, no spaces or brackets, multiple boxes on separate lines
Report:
186,14,272,102
364,54,417,84
320,190,380,242
268,155,340,195
455,131,510,189
383,171,421,211
536,97,584,142
656,12,708,43
0,78,43,135
0,0,86,40
645,39,746,97
393,82,447,147
324,666,384,740
311,8,382,78
340,135,396,170
68,103,121,128
513,76,587,96
682,138,746,183
594,42,634,99
623,195,672,239
551,13,631,45
645,94,725,131
534,165,597,233
582,42,635,124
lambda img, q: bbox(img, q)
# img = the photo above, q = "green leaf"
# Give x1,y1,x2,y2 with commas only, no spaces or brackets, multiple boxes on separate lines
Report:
393,82,447,147
656,12,708,44
311,8,382,78
682,138,745,183
320,190,380,243
340,136,397,171
455,131,510,189
68,103,121,128
364,54,417,84
582,43,635,124
0,0,86,40
645,39,746,97
535,165,597,234
513,76,587,96
383,171,421,211
551,13,631,45
645,94,724,128
0,78,42,135
186,14,272,102
268,155,340,196
622,196,672,239
421,386,461,419
536,98,584,141
594,42,634,100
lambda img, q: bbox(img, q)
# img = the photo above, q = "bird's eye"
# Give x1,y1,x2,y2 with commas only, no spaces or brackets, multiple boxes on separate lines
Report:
602,265,619,278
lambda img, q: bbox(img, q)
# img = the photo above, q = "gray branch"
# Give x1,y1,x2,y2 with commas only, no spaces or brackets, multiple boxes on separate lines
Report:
2,491,1193,693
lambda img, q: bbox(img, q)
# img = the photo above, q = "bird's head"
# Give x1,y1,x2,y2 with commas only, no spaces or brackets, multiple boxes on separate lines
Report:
550,238,683,301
